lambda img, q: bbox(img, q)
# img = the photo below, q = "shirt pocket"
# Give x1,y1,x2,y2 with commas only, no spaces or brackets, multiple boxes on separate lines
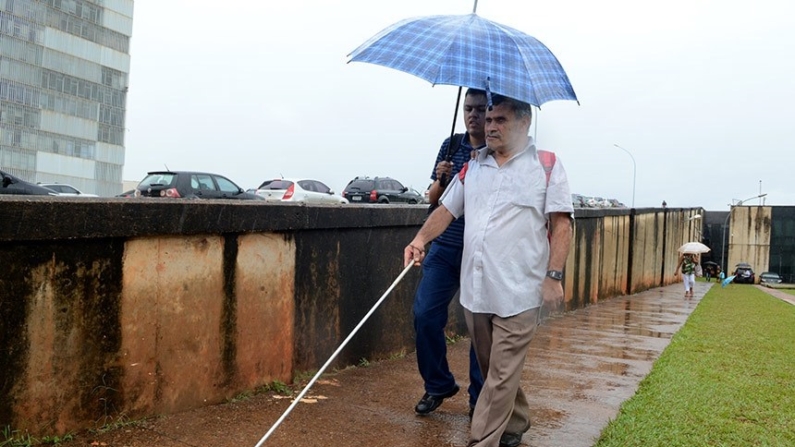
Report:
508,167,546,209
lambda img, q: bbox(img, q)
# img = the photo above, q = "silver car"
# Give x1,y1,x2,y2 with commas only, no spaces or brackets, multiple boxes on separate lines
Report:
759,272,783,284
255,178,348,204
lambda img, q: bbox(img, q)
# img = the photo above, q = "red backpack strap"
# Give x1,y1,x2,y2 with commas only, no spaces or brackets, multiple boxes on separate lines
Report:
538,150,556,185
538,150,557,242
457,162,469,185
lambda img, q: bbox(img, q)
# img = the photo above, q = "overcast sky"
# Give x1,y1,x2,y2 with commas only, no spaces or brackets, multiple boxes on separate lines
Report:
124,0,794,210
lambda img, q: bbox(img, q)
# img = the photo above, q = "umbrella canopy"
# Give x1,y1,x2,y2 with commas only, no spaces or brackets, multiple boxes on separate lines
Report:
348,14,578,107
678,242,711,254
702,261,719,266
721,275,736,288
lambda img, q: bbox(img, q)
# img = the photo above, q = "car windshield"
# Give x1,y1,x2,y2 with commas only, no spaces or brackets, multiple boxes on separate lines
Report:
140,173,176,187
345,180,373,191
258,180,293,190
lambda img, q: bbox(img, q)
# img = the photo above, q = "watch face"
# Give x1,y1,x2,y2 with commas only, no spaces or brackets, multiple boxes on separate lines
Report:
547,270,563,280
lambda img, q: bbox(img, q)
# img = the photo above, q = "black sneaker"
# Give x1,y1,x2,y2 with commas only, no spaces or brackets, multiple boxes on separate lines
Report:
414,384,460,415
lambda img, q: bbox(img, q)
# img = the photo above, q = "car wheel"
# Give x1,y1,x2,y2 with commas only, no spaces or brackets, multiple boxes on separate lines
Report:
378,197,389,204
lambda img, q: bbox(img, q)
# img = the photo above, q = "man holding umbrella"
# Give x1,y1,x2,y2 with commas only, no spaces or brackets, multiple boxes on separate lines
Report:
405,94,574,447
412,88,487,418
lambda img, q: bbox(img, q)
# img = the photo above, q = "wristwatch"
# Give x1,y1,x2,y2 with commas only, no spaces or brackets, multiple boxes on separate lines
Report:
546,270,564,281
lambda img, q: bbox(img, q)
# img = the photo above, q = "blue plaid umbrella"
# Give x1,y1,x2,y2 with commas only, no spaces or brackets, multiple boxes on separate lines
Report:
348,13,578,107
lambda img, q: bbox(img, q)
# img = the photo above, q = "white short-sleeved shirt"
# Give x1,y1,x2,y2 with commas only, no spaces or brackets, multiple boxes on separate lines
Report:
441,137,573,317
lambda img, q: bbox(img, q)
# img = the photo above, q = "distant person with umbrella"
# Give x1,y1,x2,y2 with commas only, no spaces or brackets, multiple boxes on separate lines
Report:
411,88,488,418
702,261,718,282
405,93,574,447
676,252,699,299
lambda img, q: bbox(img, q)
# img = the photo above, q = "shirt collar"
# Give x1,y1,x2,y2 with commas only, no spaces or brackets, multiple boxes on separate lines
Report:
477,136,536,166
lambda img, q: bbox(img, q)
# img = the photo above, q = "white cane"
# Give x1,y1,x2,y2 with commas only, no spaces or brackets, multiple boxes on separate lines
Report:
253,262,415,447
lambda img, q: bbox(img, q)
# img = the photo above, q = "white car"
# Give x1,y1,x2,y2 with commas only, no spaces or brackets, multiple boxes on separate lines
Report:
37,183,98,197
255,178,348,204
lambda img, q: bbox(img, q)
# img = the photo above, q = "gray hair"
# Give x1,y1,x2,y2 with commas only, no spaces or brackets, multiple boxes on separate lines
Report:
490,94,533,120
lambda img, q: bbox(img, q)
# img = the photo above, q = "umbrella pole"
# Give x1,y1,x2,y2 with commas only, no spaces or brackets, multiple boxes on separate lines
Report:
447,86,463,155
439,87,463,186
253,262,414,447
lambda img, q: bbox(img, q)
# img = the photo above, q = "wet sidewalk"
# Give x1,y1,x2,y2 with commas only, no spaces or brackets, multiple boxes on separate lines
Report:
60,281,712,447
756,284,795,306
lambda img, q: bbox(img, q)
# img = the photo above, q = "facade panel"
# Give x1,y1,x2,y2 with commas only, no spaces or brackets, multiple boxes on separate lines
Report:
102,8,133,36
0,0,131,196
770,207,795,282
37,151,95,178
103,0,134,18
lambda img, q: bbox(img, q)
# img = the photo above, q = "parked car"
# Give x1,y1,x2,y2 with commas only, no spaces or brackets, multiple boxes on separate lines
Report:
342,176,422,204
134,171,263,200
733,263,755,284
255,178,348,204
1,169,57,196
759,272,783,284
37,182,98,197
402,188,425,204
571,194,587,208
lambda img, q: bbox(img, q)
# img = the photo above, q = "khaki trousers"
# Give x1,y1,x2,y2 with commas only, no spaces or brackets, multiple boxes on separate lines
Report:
464,307,539,447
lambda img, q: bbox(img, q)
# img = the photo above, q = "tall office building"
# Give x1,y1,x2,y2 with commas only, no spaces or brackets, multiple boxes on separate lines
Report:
0,0,132,196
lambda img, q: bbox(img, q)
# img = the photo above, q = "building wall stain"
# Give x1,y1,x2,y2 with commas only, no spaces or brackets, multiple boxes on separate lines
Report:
568,217,598,309
293,226,421,371
220,234,239,387
730,206,773,275
120,236,227,419
630,212,666,292
0,240,123,434
233,233,294,389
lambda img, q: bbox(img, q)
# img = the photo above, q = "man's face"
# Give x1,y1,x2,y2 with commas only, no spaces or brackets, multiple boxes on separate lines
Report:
463,94,487,137
485,102,529,153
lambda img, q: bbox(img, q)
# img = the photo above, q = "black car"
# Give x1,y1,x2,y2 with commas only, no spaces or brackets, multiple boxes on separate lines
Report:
733,263,755,284
135,171,263,201
342,176,421,204
1,169,57,196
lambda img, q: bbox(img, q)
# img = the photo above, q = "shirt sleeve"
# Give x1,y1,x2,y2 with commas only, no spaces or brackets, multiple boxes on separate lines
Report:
545,155,574,216
440,163,466,218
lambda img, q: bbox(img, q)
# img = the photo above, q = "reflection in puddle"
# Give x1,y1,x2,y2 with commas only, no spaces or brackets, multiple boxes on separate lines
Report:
521,283,705,447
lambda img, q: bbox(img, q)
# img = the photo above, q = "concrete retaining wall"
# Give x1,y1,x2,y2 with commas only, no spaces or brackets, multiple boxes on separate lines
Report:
0,196,699,435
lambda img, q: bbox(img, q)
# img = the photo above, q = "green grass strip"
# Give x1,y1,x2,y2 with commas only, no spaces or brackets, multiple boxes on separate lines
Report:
595,285,795,447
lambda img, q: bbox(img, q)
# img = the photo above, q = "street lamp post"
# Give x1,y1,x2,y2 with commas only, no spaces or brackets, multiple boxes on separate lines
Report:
720,193,768,272
613,144,636,208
